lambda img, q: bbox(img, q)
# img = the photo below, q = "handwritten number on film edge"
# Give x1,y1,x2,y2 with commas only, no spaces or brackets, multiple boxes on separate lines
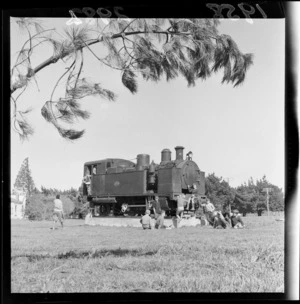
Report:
67,4,267,26
67,7,131,26
96,8,112,25
66,10,83,25
206,3,267,22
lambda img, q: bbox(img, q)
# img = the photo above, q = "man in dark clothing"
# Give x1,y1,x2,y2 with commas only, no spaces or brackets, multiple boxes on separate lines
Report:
151,196,161,228
160,197,171,227
231,209,245,228
151,196,161,218
159,197,170,212
151,196,169,229
222,211,232,226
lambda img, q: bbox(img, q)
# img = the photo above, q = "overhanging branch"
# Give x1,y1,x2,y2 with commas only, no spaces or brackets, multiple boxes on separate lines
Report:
11,29,212,94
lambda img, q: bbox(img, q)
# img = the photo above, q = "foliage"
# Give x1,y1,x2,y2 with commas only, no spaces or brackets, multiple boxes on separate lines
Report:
40,186,79,197
68,189,89,219
25,193,75,221
11,18,253,141
232,192,255,216
69,201,89,219
25,193,52,221
234,175,284,216
205,173,235,211
205,173,284,216
29,174,283,219
13,157,36,195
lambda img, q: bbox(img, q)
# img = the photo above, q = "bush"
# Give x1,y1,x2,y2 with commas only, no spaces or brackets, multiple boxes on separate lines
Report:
62,195,76,218
69,200,89,219
25,193,75,221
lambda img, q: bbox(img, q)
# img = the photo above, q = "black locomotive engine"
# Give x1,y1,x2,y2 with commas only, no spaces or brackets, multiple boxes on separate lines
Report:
81,146,206,216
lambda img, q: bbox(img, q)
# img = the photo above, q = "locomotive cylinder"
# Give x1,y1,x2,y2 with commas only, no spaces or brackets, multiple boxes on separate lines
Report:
161,149,172,163
136,154,150,170
175,146,185,161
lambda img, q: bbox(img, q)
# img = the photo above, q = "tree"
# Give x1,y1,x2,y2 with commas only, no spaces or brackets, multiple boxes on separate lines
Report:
11,18,253,140
205,173,235,211
269,187,284,212
256,175,284,213
25,193,75,220
234,175,284,216
13,157,35,194
233,180,257,216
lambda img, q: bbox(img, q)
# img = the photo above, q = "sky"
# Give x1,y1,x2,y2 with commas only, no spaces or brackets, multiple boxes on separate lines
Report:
10,17,285,192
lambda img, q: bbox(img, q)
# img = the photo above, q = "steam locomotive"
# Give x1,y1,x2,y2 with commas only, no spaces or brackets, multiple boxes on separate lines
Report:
81,146,207,217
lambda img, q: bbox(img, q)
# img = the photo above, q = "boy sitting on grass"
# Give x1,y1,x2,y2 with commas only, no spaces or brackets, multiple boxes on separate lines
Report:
213,211,229,229
231,209,245,229
140,209,152,230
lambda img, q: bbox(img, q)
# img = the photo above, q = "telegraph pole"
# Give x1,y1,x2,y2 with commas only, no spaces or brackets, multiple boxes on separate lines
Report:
226,177,232,214
262,187,272,216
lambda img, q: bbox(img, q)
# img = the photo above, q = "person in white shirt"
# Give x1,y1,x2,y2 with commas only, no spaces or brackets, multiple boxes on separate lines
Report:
83,171,91,195
176,194,189,220
140,209,152,229
52,194,64,229
201,199,216,226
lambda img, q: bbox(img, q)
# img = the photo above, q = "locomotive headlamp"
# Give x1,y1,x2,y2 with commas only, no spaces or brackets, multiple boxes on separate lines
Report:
186,151,193,160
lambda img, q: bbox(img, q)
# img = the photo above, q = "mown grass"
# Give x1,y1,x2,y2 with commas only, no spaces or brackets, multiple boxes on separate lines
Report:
11,216,284,293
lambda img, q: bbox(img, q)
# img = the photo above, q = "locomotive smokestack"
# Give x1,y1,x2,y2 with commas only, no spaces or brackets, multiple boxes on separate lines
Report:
175,146,185,161
136,154,150,170
161,149,171,163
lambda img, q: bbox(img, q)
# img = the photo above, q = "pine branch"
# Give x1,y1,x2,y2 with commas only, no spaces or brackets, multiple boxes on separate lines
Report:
50,60,76,101
121,18,138,33
79,38,124,71
122,69,137,93
122,37,136,61
74,49,84,89
11,19,254,141
11,29,210,94
11,29,55,74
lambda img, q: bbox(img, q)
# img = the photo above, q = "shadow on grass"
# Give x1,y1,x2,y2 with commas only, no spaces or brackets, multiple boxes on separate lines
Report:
12,248,158,261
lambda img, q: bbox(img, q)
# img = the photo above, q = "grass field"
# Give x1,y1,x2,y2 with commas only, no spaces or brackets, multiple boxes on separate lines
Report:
11,216,284,293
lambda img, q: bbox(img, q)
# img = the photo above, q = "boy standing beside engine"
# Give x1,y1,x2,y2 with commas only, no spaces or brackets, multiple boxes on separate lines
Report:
159,197,170,228
152,196,163,229
83,170,91,196
150,196,160,220
151,196,169,229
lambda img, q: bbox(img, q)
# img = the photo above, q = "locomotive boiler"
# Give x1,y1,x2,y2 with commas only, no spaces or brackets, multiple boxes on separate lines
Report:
81,146,207,216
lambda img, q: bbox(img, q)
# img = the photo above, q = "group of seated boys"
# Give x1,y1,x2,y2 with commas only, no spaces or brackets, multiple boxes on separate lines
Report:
140,196,245,229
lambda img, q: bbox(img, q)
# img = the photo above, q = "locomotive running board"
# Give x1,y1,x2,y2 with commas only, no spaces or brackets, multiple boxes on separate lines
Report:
92,197,117,203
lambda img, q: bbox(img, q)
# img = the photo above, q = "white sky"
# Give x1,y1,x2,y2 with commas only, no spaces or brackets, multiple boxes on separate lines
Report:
10,18,285,191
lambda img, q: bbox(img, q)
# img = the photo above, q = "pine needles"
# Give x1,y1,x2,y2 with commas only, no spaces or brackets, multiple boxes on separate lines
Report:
122,69,137,94
11,18,254,141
